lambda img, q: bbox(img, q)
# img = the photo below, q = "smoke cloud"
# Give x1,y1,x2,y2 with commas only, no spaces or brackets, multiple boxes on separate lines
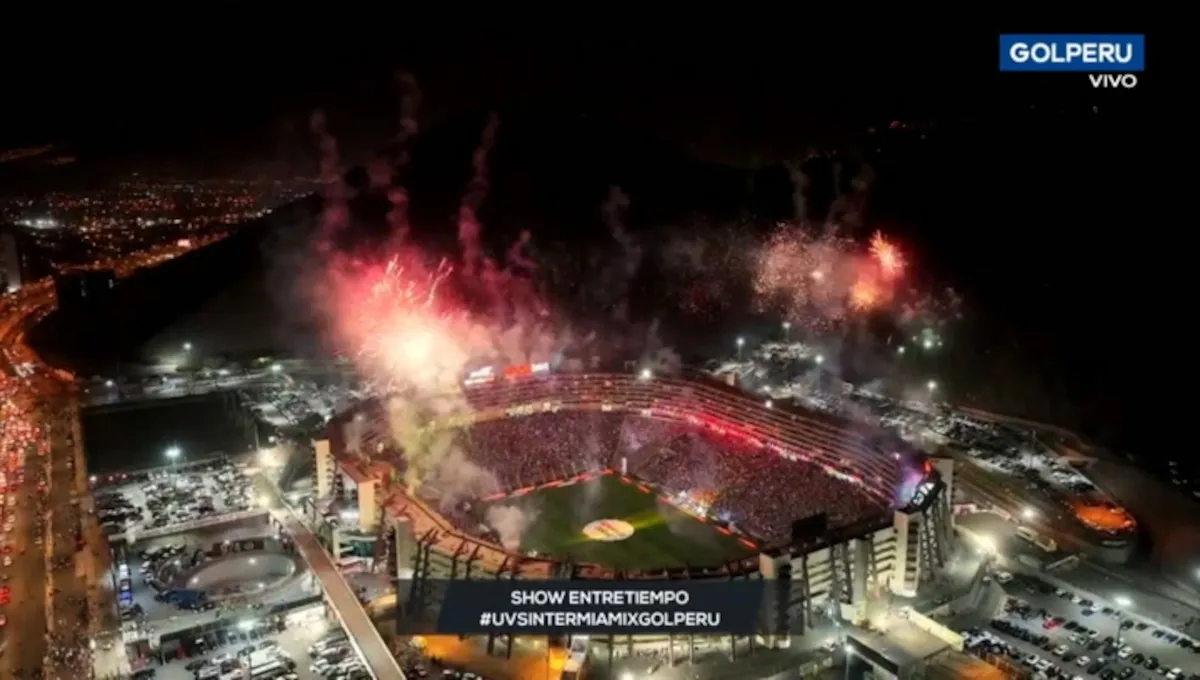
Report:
485,504,538,552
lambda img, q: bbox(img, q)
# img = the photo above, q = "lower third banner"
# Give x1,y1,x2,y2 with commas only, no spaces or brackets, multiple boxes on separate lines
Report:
434,580,765,635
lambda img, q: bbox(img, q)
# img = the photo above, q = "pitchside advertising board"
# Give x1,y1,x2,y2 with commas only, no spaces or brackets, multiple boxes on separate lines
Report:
999,34,1145,90
433,581,766,635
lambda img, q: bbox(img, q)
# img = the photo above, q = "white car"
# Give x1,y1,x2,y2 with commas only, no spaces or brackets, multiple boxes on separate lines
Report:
1088,630,1101,639
1076,657,1091,667
1118,646,1133,659
995,571,1014,584
1167,669,1182,680
1053,645,1069,656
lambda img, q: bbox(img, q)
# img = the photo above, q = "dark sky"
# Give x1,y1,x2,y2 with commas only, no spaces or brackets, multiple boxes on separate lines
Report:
2,28,1133,173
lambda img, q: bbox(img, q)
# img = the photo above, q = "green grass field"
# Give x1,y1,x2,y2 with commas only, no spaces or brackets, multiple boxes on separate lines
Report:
481,475,754,570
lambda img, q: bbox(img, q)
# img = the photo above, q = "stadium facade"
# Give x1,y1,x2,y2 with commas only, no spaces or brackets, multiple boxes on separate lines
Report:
309,366,957,653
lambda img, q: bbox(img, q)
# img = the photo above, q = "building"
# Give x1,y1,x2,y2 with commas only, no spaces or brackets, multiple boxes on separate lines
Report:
0,224,56,291
0,227,23,291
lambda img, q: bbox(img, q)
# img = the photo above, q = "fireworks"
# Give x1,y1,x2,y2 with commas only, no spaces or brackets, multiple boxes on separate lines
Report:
328,254,469,392
752,224,919,331
869,231,904,280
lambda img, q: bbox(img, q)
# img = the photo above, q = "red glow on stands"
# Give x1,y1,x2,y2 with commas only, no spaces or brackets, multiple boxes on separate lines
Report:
660,496,673,503
621,476,634,484
637,484,651,493
514,486,535,495
716,526,732,536
739,538,758,549
505,364,532,378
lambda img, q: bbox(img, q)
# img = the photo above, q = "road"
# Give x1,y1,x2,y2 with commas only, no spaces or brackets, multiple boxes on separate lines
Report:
261,482,407,680
3,413,49,679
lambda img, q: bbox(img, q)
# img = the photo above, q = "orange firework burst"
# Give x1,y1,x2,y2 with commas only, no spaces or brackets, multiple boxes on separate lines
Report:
849,276,880,311
869,231,905,280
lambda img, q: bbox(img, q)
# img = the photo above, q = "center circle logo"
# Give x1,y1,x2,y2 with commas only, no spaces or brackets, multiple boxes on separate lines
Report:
582,519,635,542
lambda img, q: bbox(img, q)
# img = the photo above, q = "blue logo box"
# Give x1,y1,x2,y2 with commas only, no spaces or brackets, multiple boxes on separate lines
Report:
999,34,1145,72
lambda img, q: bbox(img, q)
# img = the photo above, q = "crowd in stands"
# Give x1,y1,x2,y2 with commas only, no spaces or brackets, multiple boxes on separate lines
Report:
434,412,885,546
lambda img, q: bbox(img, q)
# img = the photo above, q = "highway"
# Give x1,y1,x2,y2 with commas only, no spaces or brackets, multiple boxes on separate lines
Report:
0,298,52,679
262,482,406,680
3,413,50,679
44,380,94,679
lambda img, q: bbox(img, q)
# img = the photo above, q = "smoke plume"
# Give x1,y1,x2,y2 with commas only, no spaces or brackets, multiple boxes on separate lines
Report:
485,504,538,552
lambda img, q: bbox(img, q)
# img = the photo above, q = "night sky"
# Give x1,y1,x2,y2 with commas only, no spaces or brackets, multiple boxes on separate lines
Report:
5,29,1164,455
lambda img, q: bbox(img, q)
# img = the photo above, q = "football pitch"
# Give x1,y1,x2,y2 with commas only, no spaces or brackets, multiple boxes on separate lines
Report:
482,474,754,570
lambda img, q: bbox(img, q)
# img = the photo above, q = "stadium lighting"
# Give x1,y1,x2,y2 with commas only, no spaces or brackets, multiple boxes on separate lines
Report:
736,336,745,347
620,673,634,680
815,354,825,365
1022,507,1038,520
104,379,114,388
844,645,854,655
1113,595,1132,608
183,342,192,352
926,380,937,392
782,321,791,331
165,445,181,461
639,368,652,380
270,362,283,373
897,346,906,355
765,400,773,409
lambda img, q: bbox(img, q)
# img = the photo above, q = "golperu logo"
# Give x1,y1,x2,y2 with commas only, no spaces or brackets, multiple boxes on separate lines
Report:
999,34,1144,89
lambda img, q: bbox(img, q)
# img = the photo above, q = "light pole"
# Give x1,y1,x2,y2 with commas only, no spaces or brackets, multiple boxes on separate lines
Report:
843,645,854,680
782,321,791,341
1113,595,1132,646
165,445,181,471
736,336,745,360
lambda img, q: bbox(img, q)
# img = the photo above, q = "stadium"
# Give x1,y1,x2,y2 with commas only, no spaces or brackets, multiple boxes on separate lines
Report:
312,364,957,652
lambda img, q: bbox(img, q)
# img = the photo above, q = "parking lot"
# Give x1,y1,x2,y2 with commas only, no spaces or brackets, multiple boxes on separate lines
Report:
960,570,1200,680
960,513,1200,637
96,460,255,535
116,518,321,639
146,604,367,680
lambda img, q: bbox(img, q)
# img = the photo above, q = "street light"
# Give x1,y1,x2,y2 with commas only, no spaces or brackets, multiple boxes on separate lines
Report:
926,380,938,392
165,445,181,469
1022,507,1038,521
183,342,192,352
736,336,745,359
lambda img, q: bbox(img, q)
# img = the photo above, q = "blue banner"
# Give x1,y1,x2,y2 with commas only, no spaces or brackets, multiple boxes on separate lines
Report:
434,580,766,635
999,34,1145,72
